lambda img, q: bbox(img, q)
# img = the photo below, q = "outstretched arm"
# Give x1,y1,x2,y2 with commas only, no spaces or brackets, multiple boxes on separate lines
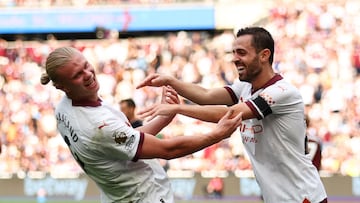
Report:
136,73,234,105
139,109,243,159
136,86,179,135
138,102,255,124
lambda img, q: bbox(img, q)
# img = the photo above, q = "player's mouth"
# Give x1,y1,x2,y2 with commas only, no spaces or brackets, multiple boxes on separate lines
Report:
237,65,246,74
85,76,97,88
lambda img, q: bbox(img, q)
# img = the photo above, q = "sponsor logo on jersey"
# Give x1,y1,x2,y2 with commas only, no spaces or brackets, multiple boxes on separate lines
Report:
242,135,258,143
125,134,136,150
240,123,263,134
239,122,262,144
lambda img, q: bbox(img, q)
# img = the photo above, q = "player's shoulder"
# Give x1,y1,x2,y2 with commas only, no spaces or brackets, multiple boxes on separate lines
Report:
55,96,73,116
228,79,252,93
232,79,252,87
265,77,299,93
263,77,303,103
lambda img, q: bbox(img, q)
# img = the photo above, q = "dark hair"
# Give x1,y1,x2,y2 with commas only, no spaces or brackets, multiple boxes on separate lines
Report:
120,98,136,108
236,27,274,65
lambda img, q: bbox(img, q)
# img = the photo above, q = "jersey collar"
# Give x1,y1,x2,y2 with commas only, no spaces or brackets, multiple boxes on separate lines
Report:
72,98,102,107
252,74,283,94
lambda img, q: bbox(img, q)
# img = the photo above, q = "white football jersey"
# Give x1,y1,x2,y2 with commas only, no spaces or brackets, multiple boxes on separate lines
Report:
55,96,174,203
226,74,327,203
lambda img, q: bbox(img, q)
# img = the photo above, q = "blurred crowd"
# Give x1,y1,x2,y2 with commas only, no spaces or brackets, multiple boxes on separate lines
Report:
0,0,212,7
0,0,360,178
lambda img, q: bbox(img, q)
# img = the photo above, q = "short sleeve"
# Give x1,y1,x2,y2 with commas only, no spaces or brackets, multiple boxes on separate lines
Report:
226,80,253,104
246,81,304,119
94,115,144,161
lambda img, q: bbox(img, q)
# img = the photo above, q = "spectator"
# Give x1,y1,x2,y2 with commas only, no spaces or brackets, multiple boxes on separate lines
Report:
204,176,224,199
305,115,322,171
119,98,143,128
352,39,360,76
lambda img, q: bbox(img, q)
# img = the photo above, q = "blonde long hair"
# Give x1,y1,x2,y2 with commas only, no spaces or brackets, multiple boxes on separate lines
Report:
40,47,80,85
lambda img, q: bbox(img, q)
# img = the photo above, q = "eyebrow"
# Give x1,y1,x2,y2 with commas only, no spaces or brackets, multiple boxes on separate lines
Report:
71,61,88,79
70,68,82,79
233,48,246,53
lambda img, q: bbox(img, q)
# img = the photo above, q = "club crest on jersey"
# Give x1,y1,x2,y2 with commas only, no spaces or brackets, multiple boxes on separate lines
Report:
113,131,127,144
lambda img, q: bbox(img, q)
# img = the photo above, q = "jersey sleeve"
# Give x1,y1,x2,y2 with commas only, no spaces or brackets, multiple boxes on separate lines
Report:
94,115,144,162
245,81,304,119
225,80,252,104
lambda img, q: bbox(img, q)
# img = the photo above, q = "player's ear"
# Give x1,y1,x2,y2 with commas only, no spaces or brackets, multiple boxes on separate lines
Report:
53,82,61,89
260,49,271,62
54,83,68,93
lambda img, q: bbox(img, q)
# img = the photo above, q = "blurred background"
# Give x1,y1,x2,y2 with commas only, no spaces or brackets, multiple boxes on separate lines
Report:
0,0,359,202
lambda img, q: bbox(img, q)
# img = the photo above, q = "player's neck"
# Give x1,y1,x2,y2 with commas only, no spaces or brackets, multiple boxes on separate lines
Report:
251,70,276,92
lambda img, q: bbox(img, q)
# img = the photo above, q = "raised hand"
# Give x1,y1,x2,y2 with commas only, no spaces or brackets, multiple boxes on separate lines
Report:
137,104,177,121
161,85,179,105
138,85,180,122
215,110,242,139
136,74,173,89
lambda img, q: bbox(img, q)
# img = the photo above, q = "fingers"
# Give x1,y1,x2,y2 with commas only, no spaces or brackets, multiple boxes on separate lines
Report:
161,86,167,104
223,109,242,122
227,110,242,126
220,109,234,121
164,86,180,104
233,112,243,126
165,85,177,94
137,74,179,104
218,110,243,132
136,74,158,89
225,109,234,118
137,106,156,119
166,94,179,104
